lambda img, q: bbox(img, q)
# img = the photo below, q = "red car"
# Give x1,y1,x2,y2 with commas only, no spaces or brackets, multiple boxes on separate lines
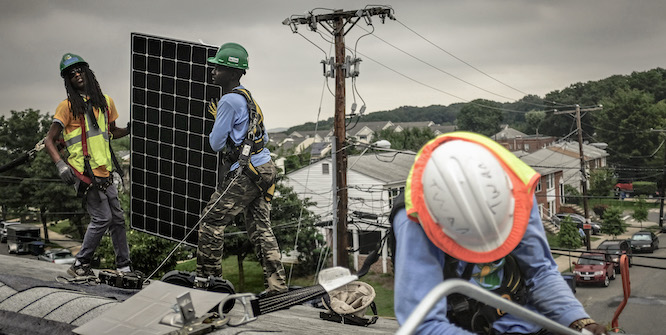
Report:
573,252,615,287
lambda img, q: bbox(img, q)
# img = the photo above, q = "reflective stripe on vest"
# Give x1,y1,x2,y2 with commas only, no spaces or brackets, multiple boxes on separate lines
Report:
63,95,113,174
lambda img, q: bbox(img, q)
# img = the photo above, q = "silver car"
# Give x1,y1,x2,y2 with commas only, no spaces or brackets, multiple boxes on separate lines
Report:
37,248,76,265
0,221,21,243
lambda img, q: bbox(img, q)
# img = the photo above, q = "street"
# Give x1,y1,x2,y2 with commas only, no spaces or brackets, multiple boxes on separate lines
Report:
574,234,665,334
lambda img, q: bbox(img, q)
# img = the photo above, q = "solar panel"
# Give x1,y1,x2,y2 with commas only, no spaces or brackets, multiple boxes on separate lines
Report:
130,33,220,246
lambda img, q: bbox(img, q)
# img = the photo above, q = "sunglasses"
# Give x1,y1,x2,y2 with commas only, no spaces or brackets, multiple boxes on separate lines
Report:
69,67,84,77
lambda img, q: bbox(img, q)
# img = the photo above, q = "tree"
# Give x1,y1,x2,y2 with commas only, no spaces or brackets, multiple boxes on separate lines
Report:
524,110,546,136
589,168,616,197
456,99,503,137
632,196,649,229
597,89,666,173
374,127,436,152
558,216,583,250
601,207,626,238
0,109,84,239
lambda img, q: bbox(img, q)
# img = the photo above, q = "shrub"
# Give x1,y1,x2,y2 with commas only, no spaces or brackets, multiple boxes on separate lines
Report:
633,181,657,196
593,204,609,217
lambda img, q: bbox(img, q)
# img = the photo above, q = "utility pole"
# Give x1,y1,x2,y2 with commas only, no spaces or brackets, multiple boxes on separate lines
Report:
284,7,394,269
554,104,602,250
650,129,666,231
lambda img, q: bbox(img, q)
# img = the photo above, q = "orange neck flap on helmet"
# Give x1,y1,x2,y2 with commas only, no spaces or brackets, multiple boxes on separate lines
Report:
405,131,541,264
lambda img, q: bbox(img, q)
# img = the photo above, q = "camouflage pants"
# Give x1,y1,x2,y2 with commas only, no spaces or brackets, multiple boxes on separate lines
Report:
196,161,287,293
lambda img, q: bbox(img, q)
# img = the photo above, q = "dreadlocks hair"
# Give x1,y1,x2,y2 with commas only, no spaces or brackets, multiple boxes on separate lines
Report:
63,64,108,119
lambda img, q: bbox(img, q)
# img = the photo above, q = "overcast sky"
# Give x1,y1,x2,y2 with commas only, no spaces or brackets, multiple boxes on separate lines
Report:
2,1,665,131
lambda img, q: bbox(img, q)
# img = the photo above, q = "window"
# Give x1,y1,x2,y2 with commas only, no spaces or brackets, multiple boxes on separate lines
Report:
322,163,329,175
559,182,564,204
358,230,382,254
388,187,405,208
536,179,542,192
524,143,530,151
547,174,554,190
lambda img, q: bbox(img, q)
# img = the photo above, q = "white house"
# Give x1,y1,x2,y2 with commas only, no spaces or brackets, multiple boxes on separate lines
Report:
283,151,415,273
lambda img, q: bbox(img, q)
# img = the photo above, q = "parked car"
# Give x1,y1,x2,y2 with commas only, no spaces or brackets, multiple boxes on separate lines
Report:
572,252,615,287
6,224,42,254
597,239,633,273
629,231,659,253
552,213,602,235
37,248,76,265
0,221,21,243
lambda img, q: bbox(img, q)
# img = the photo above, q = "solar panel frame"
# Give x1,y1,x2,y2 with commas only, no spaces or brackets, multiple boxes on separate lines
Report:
129,32,220,246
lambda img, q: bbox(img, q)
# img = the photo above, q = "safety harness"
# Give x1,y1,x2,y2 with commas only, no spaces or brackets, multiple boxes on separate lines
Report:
67,99,124,198
217,88,275,202
387,192,528,335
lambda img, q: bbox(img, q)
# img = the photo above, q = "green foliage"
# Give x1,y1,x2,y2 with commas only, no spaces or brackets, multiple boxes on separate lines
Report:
0,109,84,232
271,183,324,277
97,191,190,278
593,204,609,218
557,216,582,249
563,185,581,205
283,151,312,174
373,127,437,152
601,207,626,238
589,169,616,197
597,89,666,175
633,181,657,196
456,99,503,136
523,110,546,135
632,196,649,228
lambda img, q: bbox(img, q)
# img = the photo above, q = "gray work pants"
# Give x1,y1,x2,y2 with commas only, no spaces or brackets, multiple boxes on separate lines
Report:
76,182,131,268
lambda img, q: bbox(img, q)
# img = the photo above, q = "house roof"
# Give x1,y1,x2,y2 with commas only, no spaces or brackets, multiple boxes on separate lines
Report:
0,255,399,335
549,141,609,160
393,121,433,130
493,126,528,140
347,121,393,134
347,151,416,184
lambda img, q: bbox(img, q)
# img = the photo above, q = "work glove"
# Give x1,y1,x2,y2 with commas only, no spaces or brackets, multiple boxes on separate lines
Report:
56,160,77,185
207,99,218,119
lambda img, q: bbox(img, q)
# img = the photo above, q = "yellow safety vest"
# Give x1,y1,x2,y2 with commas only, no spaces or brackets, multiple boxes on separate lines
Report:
63,95,113,176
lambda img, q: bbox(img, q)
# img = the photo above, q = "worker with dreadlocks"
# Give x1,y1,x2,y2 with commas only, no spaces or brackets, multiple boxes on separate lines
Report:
391,132,607,334
44,53,132,278
196,43,287,294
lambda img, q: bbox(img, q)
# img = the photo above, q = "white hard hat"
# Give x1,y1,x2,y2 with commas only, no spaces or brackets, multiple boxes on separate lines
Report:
406,132,538,264
422,140,514,258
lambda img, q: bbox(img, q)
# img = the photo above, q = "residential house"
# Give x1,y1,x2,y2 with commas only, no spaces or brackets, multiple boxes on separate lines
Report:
283,151,415,273
519,153,565,218
493,126,557,153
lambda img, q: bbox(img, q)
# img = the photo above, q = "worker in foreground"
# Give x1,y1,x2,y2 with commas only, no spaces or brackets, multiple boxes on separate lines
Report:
45,53,132,278
391,132,607,334
196,42,287,294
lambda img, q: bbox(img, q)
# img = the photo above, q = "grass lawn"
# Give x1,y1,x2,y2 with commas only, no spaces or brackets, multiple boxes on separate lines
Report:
175,258,397,318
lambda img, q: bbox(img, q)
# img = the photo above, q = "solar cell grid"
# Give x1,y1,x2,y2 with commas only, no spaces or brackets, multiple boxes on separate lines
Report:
130,33,221,245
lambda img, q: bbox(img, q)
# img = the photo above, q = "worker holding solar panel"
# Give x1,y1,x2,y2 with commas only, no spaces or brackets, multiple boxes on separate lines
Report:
44,53,133,279
196,42,287,295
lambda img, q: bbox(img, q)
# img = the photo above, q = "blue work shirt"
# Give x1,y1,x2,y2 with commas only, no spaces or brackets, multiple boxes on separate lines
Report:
209,85,271,171
393,196,589,334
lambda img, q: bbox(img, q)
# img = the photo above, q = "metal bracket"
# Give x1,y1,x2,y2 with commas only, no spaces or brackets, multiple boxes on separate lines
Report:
218,293,258,326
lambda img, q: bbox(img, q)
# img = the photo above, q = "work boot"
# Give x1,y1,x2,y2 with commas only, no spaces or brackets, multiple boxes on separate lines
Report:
68,263,95,278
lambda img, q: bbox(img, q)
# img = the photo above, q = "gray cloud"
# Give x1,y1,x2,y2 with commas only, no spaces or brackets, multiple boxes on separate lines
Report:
1,0,665,129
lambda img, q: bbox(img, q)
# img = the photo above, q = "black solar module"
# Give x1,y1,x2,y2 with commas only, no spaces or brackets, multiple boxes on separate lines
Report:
130,33,220,245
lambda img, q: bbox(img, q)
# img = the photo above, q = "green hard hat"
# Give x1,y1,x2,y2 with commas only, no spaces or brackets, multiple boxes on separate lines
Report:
59,53,88,77
207,43,249,70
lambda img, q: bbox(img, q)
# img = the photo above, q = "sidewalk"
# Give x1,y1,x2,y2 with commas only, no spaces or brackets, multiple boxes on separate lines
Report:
553,214,660,272
39,226,82,256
